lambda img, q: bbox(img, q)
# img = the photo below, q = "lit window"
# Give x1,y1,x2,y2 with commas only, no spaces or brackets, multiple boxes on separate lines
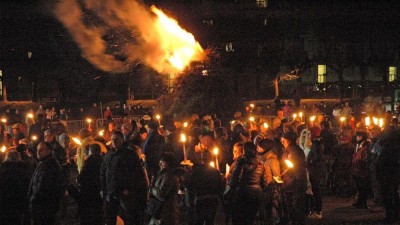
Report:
263,18,268,26
389,66,397,82
202,20,213,27
256,0,267,8
317,65,326,83
225,43,234,52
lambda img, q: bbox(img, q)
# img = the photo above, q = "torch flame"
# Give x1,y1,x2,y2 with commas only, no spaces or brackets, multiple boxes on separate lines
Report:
151,6,205,73
1,146,6,153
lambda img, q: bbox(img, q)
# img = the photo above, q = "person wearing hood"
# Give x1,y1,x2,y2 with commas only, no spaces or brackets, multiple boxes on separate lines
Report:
257,139,281,225
229,142,266,225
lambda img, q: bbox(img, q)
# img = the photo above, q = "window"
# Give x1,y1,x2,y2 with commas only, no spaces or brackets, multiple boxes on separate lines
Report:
389,66,397,82
256,0,267,8
225,43,234,52
202,20,213,27
317,65,326,83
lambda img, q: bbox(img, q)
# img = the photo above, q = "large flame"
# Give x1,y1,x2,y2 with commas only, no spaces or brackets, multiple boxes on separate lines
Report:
54,0,205,75
150,6,205,73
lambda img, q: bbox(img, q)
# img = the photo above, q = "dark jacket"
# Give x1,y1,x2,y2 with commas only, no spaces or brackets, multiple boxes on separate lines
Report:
143,131,165,171
28,154,62,214
229,156,266,190
150,168,180,225
77,154,103,204
307,139,324,180
105,147,149,206
0,161,30,224
281,143,307,193
187,164,225,202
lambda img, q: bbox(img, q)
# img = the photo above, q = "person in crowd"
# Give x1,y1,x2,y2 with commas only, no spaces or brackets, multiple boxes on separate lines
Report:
28,142,63,225
367,126,383,207
76,128,107,173
11,123,25,146
103,121,116,143
36,104,46,119
341,102,352,117
350,131,371,209
229,142,266,225
256,139,281,225
377,126,400,224
307,129,324,218
121,123,133,143
214,126,231,173
0,150,30,225
103,106,113,122
0,123,12,147
143,121,165,178
149,152,180,225
272,108,285,131
77,144,103,225
103,131,149,225
186,150,225,225
280,131,307,225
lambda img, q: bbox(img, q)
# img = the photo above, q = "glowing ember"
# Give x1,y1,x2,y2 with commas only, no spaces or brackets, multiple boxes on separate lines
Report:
150,6,205,73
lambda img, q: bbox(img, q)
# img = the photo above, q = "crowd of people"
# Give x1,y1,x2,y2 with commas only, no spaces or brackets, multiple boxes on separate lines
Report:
0,100,400,225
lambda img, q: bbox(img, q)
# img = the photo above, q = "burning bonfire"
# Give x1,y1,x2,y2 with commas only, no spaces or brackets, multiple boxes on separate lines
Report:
55,0,206,74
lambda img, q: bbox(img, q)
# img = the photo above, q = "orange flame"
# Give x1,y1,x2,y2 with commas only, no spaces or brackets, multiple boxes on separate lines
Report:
150,6,205,73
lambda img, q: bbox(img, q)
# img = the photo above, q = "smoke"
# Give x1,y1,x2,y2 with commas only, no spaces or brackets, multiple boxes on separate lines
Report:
54,0,203,74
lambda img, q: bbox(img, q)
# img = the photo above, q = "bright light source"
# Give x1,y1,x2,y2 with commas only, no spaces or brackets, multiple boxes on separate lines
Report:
72,137,82,145
86,118,92,123
183,122,188,128
263,123,268,129
285,159,293,168
180,133,186,142
98,130,104,137
27,113,34,119
249,117,255,122
213,147,219,155
1,146,6,153
310,116,316,122
31,135,38,141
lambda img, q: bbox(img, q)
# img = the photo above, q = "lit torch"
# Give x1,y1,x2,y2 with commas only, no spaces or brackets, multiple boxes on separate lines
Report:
365,117,371,127
183,122,188,129
310,115,316,123
180,133,187,162
299,112,303,123
213,147,219,171
72,137,82,146
293,113,297,122
263,122,269,129
98,130,104,137
281,159,294,176
1,145,6,153
249,117,255,122
373,117,379,126
31,135,38,141
86,118,92,130
1,118,6,123
156,114,161,126
27,113,34,119
379,118,384,128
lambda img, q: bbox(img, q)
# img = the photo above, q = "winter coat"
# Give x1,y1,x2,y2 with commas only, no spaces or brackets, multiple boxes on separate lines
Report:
281,143,307,193
351,140,370,178
77,154,102,205
28,155,62,214
186,164,225,204
149,168,180,225
257,149,281,185
229,156,266,190
0,161,30,224
307,139,324,180
104,147,149,207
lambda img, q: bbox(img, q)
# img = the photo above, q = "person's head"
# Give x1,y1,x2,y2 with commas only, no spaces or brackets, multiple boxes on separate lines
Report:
44,130,55,142
276,109,284,118
108,122,116,132
320,120,331,130
201,150,213,164
121,123,132,135
243,142,256,157
78,128,91,140
4,150,21,162
88,144,101,156
214,127,228,140
37,142,52,160
58,133,71,149
355,131,368,142
147,121,159,132
281,132,296,148
12,124,20,135
233,142,244,160
139,128,148,140
370,126,382,139
111,131,124,149
257,139,273,154
159,152,176,170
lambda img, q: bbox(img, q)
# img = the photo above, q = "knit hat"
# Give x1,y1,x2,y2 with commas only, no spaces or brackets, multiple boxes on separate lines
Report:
58,133,70,144
281,132,297,142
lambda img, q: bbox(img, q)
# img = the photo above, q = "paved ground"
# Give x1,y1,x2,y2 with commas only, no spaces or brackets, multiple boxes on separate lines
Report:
59,192,388,225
